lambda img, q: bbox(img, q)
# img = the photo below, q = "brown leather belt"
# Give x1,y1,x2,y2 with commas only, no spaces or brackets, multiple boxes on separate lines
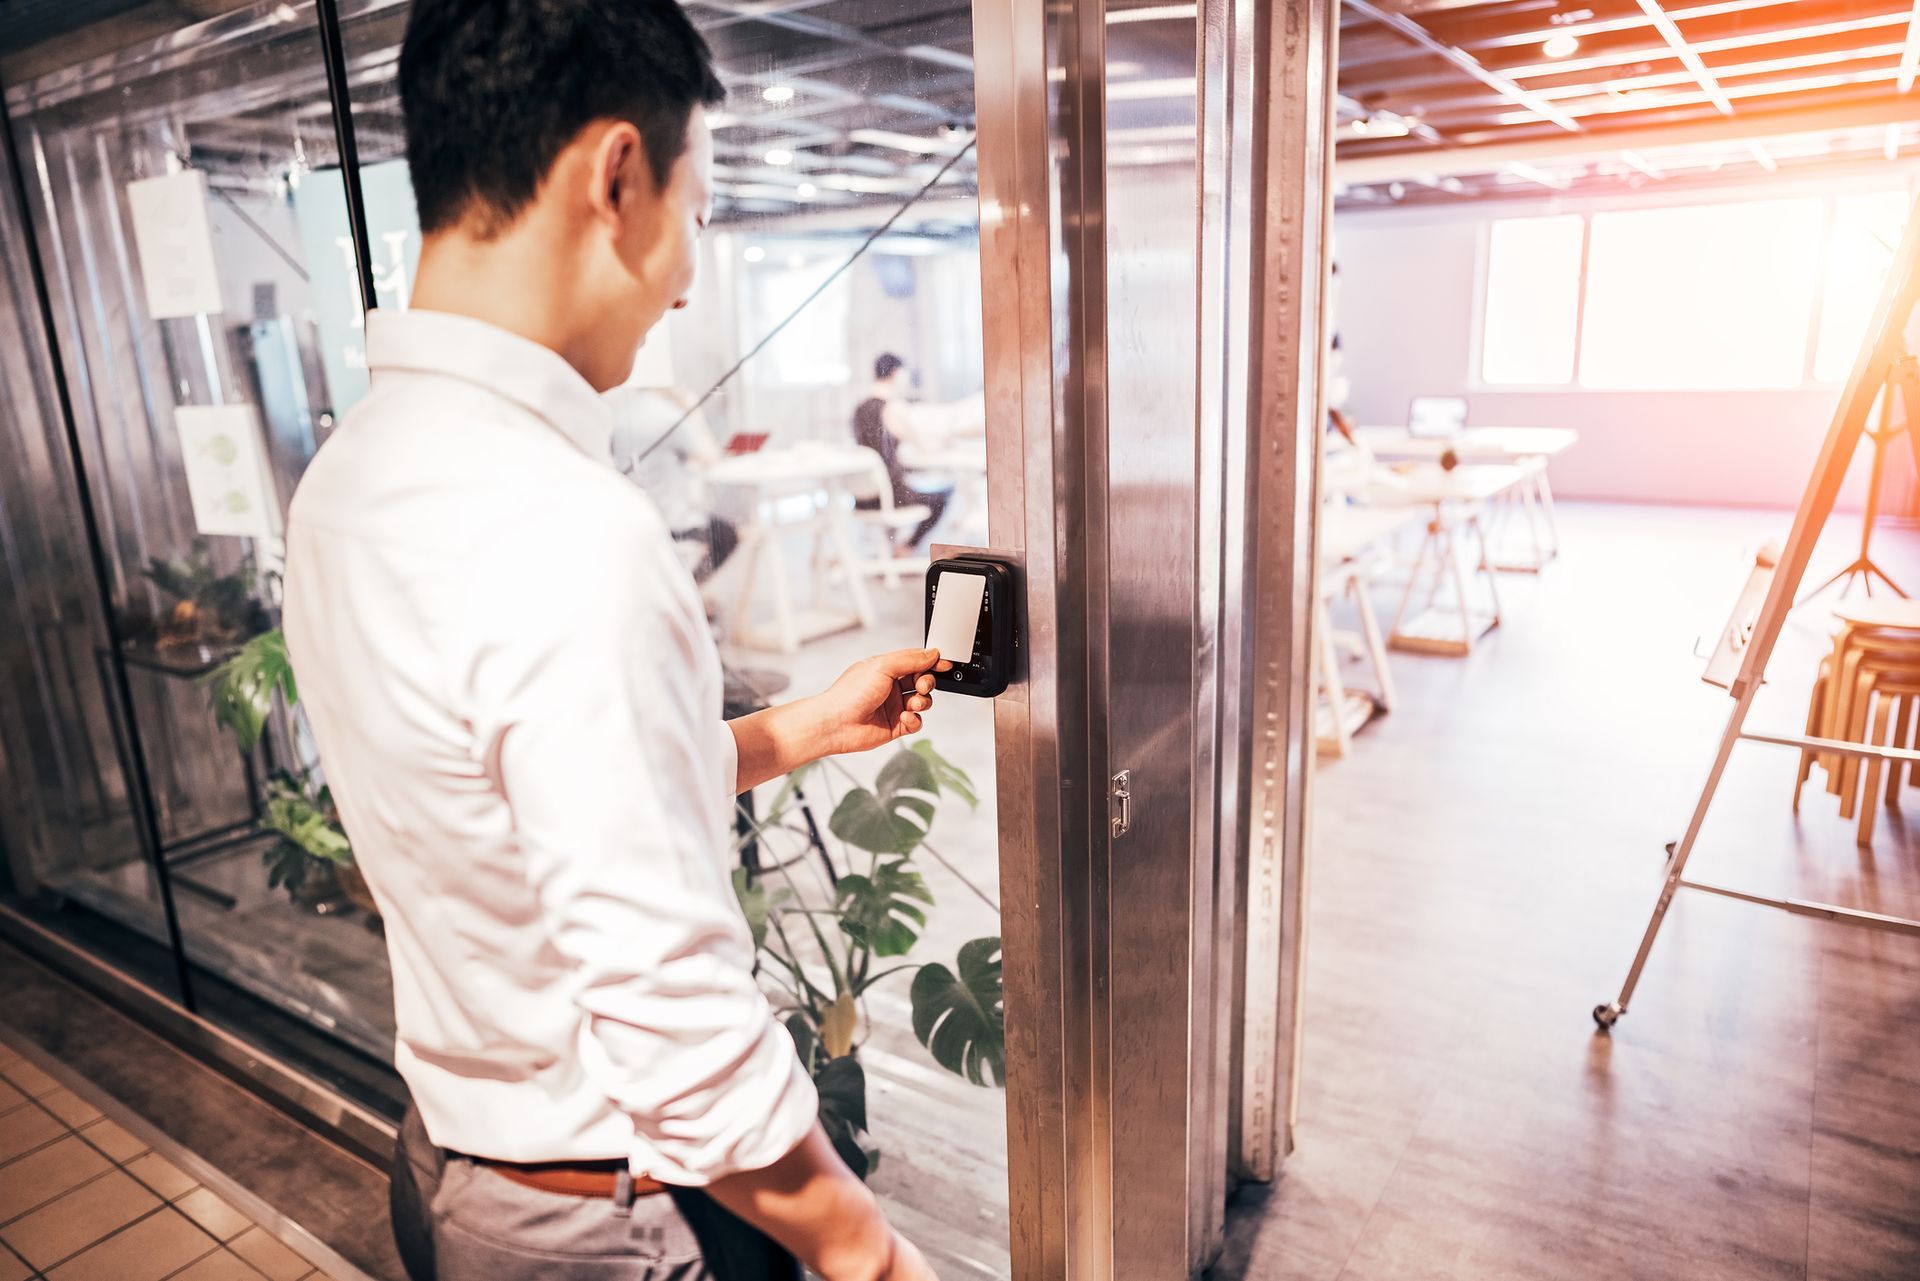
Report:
474,1156,669,1200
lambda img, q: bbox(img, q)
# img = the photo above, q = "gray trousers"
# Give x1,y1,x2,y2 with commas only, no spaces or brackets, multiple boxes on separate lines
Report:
391,1104,801,1280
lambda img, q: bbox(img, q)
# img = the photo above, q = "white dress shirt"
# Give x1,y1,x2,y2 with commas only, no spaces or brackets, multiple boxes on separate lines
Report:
282,309,815,1185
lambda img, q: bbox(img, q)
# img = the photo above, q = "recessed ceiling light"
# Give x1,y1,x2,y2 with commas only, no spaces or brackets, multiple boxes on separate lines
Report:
764,148,794,166
762,85,795,104
744,246,766,263
796,182,818,199
1542,32,1579,59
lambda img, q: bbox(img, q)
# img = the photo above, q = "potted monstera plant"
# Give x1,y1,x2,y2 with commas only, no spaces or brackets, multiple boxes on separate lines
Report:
138,540,271,652
206,630,372,915
732,742,1005,1178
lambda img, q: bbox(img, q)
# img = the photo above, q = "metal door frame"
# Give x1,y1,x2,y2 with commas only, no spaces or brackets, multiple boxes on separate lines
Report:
972,0,1336,1274
1230,0,1340,1182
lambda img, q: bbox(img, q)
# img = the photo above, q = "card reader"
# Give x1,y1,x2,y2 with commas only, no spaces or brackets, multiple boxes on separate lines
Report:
923,554,1017,697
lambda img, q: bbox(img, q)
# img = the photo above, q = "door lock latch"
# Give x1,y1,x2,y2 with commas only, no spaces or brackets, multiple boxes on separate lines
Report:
1110,770,1132,838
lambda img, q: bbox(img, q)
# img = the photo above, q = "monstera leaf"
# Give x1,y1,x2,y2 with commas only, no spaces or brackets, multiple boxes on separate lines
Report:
835,859,932,957
908,740,978,809
260,772,351,865
829,743,975,856
813,1055,878,1180
206,629,296,753
910,937,1005,1087
828,788,930,859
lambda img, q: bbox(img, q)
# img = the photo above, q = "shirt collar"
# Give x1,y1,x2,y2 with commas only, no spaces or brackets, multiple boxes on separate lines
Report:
365,309,615,465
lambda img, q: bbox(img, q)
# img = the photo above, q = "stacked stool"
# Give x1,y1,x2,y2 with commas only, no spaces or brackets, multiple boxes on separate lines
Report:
1796,597,1920,845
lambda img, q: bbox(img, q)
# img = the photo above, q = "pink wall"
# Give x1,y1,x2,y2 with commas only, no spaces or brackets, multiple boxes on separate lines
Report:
1332,187,1908,513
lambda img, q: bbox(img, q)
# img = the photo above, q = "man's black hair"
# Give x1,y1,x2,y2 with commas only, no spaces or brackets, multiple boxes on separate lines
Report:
399,0,727,236
874,353,906,381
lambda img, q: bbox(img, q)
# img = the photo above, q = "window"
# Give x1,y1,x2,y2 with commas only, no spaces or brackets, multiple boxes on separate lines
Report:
1478,190,1913,391
1814,190,1912,383
1481,215,1583,385
1580,198,1823,390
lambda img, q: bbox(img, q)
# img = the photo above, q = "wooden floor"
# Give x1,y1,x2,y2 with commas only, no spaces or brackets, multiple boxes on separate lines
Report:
1215,502,1920,1280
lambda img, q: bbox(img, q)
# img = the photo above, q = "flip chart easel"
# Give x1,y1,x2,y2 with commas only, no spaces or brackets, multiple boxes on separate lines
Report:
1594,198,1920,1032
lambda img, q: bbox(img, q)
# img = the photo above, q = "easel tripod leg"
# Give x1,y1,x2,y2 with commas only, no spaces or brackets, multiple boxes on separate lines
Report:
1595,690,1754,1030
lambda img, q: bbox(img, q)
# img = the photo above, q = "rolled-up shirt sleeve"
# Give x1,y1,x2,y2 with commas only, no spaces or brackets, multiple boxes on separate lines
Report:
482,508,815,1185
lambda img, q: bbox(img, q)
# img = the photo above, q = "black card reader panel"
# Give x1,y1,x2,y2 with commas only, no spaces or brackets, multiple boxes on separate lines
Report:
924,555,1017,697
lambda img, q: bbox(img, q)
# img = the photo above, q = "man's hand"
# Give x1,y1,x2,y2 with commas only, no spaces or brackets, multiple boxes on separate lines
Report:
730,649,947,794
806,648,947,758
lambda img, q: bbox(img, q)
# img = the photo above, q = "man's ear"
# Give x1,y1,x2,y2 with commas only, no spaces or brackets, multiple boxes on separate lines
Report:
591,122,648,228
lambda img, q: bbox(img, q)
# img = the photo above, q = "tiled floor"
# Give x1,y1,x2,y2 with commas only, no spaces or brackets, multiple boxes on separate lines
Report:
0,1042,346,1281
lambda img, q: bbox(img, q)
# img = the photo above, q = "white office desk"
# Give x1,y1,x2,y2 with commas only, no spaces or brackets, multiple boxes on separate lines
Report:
1356,426,1577,572
1320,502,1423,566
1344,463,1523,657
707,444,876,653
1355,425,1577,463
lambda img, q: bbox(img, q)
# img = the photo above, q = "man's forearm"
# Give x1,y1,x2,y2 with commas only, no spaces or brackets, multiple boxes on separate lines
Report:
729,650,941,795
705,1125,928,1280
730,699,826,795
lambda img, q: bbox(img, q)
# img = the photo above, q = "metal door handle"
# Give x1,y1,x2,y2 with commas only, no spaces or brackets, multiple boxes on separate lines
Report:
1110,770,1131,838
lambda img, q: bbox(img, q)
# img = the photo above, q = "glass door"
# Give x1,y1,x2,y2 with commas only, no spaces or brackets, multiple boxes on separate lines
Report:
334,1,1010,1271
3,5,368,1026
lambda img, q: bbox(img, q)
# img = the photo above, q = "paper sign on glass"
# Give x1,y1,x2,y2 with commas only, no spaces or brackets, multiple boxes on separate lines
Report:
173,405,281,540
126,170,225,319
926,571,986,663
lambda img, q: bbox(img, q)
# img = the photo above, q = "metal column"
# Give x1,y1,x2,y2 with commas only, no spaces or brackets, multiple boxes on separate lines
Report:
1231,0,1339,1182
973,0,1333,1273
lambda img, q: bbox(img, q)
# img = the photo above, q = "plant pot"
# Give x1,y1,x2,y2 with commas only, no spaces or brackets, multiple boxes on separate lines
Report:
288,860,345,912
337,862,381,918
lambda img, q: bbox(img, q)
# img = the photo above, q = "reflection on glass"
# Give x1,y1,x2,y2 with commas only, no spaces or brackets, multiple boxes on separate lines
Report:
5,2,393,1045
0,143,188,1000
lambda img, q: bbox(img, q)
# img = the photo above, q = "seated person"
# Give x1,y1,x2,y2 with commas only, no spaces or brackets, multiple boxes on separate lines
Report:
850,353,953,553
607,384,736,582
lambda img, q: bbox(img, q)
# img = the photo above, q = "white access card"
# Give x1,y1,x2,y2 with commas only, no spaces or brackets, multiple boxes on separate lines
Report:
926,571,987,663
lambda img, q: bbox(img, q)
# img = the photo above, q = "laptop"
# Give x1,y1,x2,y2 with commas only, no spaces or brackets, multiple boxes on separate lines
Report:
1407,396,1468,439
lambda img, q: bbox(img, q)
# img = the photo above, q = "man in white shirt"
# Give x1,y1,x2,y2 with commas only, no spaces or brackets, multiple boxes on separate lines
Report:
281,3,943,1277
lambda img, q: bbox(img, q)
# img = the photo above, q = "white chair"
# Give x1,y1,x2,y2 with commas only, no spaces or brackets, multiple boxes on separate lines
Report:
844,446,931,588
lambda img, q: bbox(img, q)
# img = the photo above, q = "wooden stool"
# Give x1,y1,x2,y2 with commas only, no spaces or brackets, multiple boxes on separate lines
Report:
1795,600,1920,844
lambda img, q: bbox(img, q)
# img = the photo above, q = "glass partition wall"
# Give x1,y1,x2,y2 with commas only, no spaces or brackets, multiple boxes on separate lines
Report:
2,7,368,1035
1,0,1008,1272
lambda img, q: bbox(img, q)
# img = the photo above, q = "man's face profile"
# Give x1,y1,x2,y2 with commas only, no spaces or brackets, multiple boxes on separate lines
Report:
603,109,714,389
